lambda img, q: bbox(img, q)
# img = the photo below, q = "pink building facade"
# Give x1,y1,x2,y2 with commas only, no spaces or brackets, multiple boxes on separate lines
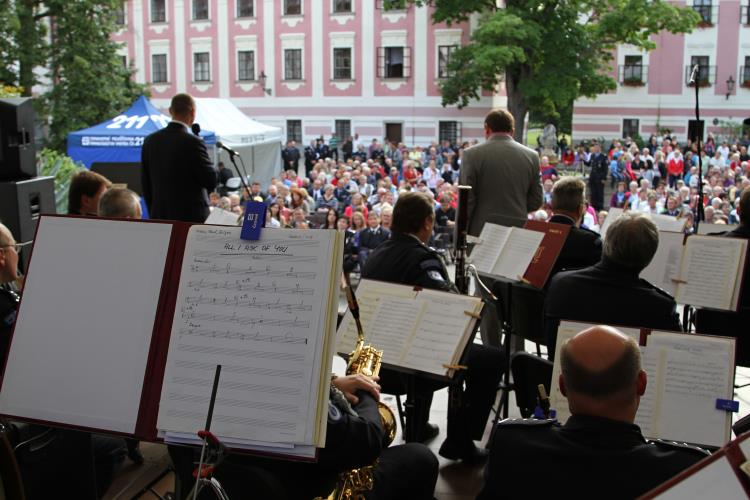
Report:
572,0,750,143
112,0,497,147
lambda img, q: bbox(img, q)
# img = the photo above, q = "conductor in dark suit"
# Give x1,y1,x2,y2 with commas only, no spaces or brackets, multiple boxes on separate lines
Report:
459,109,542,237
548,176,602,279
545,212,681,356
478,325,708,499
141,93,217,222
588,142,609,211
697,190,750,365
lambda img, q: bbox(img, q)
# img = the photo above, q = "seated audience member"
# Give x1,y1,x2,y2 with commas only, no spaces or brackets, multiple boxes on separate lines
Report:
697,190,750,365
363,192,503,463
609,181,630,209
357,212,390,268
98,187,142,218
171,374,438,499
548,177,602,279
68,170,112,216
478,325,708,499
545,213,681,356
434,195,456,229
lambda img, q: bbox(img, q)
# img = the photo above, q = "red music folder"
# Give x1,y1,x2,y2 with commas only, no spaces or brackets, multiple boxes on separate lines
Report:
522,220,571,288
0,215,342,460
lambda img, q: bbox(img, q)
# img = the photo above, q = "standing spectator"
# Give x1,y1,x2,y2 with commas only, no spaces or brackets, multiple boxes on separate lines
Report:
588,143,609,211
304,140,319,175
328,134,339,161
282,140,301,171
341,136,353,162
667,150,684,188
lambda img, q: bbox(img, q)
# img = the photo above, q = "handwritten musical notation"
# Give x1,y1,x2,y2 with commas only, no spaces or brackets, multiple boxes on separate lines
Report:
158,226,338,445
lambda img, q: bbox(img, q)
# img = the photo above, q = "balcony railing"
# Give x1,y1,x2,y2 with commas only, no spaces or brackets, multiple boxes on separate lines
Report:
618,64,649,86
685,65,716,86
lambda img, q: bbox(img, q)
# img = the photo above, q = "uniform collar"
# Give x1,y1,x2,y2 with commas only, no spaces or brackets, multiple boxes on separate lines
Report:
564,414,646,442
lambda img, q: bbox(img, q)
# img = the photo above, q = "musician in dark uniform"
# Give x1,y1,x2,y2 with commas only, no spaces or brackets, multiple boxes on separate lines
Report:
171,374,438,499
545,212,681,358
696,190,750,366
547,176,602,279
478,325,708,499
363,192,504,463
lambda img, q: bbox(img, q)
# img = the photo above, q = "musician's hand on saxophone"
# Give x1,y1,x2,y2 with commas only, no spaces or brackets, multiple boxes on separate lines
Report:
333,374,381,405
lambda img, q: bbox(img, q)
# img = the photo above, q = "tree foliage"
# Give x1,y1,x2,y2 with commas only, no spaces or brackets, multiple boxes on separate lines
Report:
404,0,700,139
0,1,147,151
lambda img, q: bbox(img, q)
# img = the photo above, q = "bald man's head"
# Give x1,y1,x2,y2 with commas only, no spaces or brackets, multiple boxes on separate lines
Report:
560,326,642,402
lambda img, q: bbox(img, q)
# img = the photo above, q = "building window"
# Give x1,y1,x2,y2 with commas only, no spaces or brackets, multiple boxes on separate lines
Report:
238,51,255,81
686,55,712,86
333,47,352,80
333,0,352,13
743,5,750,25
287,120,302,143
742,56,750,86
439,121,461,145
378,47,411,79
193,0,209,20
194,52,211,82
620,55,645,85
335,120,351,141
120,55,128,69
237,0,254,17
622,119,639,139
284,0,301,15
152,54,168,83
692,0,713,24
284,49,303,80
438,45,458,79
151,0,166,22
376,0,407,10
115,3,126,25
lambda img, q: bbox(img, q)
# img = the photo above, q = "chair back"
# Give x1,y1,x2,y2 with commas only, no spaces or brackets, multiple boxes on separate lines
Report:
510,352,553,418
509,282,547,346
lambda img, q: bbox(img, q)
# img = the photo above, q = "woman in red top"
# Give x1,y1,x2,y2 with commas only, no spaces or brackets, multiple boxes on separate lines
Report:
667,151,684,189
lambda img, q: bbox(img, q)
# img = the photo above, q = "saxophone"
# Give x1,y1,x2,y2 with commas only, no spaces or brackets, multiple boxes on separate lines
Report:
321,277,397,500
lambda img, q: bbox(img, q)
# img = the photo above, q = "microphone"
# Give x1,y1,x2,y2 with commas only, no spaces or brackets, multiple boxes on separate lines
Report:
191,123,201,136
216,141,239,158
689,64,699,85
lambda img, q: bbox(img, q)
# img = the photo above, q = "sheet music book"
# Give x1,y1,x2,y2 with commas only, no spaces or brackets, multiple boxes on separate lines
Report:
335,279,483,378
640,432,750,499
550,321,735,449
697,222,738,235
673,235,747,311
600,208,686,239
205,207,241,226
0,216,343,459
469,223,548,285
640,231,685,296
521,220,571,288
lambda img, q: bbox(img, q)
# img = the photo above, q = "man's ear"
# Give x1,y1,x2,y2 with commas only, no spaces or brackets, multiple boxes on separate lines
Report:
636,370,647,397
559,374,567,397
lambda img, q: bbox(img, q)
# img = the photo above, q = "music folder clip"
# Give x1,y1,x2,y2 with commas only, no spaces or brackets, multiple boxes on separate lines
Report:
442,363,468,371
463,310,481,319
715,399,739,413
516,276,532,285
670,277,688,284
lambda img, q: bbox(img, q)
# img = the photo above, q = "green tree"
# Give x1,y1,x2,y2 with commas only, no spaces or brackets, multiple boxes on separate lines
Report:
0,1,147,150
404,0,700,141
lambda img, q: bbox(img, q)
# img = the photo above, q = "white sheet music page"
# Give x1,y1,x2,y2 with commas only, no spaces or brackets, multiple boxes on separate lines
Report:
157,226,339,448
674,235,745,310
550,321,641,424
491,228,545,280
650,214,687,233
468,223,511,274
640,231,684,296
599,207,624,240
644,331,734,448
653,455,746,499
0,216,172,434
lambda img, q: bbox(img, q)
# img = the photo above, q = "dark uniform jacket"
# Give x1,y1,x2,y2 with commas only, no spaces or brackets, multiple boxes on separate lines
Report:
141,122,217,223
358,226,391,252
696,224,750,365
0,285,19,366
548,214,602,279
477,415,708,499
545,257,682,356
363,233,455,292
589,152,609,183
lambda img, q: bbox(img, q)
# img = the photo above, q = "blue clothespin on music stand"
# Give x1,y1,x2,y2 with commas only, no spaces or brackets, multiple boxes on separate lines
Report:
241,201,266,241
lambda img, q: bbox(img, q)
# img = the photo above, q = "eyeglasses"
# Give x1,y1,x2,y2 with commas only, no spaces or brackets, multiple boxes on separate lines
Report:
1,241,32,252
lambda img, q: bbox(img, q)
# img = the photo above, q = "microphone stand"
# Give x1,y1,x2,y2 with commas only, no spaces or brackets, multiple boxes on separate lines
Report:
690,64,704,233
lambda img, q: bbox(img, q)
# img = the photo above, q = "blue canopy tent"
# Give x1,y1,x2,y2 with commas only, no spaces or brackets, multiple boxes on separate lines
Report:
67,95,216,167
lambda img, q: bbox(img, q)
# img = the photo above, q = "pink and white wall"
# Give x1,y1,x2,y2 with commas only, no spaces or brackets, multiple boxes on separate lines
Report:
112,0,497,147
572,0,750,142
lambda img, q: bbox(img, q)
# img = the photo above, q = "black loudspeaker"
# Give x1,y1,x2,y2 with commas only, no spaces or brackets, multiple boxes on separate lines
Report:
688,119,705,143
91,162,143,196
0,98,36,181
0,176,56,272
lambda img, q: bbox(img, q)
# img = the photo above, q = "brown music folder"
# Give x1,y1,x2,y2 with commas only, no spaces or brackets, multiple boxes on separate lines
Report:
522,220,571,288
0,215,342,460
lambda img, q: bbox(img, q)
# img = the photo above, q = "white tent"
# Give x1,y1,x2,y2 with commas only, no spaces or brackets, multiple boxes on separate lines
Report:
194,98,282,189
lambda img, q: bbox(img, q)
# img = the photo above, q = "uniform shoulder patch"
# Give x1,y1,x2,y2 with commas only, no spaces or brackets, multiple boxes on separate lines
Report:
419,259,444,270
427,270,445,282
498,418,556,427
328,401,343,423
651,439,710,457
